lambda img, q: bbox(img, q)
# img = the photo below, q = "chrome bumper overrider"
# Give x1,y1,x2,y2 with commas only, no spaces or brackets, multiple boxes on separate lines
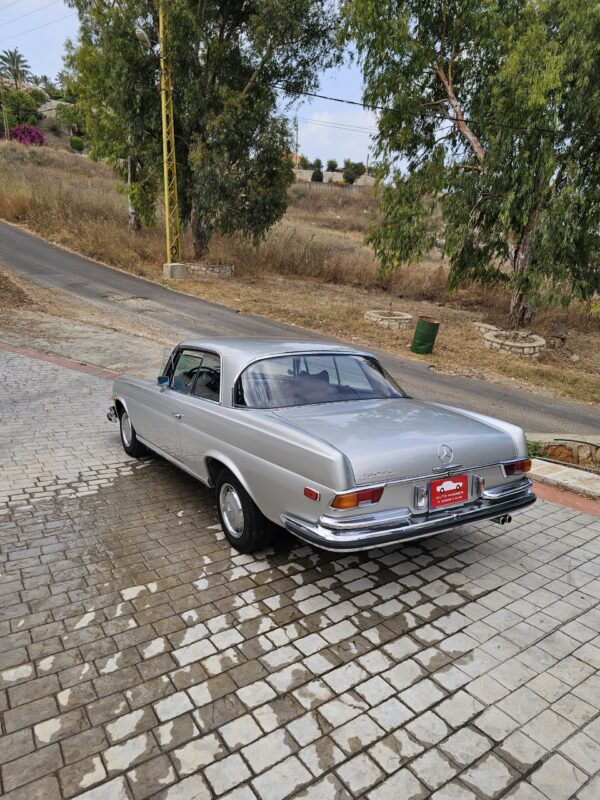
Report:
282,478,535,552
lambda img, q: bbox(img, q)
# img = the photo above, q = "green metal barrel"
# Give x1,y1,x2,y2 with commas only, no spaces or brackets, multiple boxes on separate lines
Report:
410,316,440,354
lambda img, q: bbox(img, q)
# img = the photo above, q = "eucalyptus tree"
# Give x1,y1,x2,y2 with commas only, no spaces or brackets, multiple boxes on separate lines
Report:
343,0,600,326
65,0,339,256
0,49,31,90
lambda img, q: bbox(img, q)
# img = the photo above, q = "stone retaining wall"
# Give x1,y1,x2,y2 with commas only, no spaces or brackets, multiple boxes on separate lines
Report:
541,441,600,468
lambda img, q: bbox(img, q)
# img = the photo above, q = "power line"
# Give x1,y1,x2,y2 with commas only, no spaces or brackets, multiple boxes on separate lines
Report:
0,0,22,13
1,0,62,30
0,11,77,44
269,81,598,141
296,116,375,134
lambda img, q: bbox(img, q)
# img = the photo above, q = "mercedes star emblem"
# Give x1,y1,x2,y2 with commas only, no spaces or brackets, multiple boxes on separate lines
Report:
438,444,454,465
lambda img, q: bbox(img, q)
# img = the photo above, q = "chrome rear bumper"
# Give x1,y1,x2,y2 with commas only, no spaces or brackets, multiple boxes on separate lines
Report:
282,478,535,552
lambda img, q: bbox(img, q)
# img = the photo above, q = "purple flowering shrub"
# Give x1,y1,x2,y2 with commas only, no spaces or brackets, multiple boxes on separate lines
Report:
9,124,45,146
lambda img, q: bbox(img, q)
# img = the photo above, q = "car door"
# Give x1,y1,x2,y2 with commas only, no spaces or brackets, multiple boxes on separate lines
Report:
139,348,205,459
176,350,222,481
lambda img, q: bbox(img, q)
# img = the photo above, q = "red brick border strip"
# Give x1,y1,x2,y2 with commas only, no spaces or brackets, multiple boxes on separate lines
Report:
0,340,119,379
533,480,600,518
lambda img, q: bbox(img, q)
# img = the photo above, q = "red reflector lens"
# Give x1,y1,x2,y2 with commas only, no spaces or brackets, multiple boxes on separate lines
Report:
357,487,384,505
505,459,532,476
332,487,384,509
304,487,320,501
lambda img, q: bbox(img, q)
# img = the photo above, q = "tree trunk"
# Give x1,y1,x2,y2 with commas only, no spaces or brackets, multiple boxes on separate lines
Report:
508,287,534,329
191,197,209,261
508,226,535,329
127,156,142,232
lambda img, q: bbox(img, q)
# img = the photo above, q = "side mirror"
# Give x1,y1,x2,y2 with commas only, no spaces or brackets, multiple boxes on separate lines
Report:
157,375,169,389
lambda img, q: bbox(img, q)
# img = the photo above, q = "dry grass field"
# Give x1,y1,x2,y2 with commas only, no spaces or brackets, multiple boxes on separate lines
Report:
1,140,598,404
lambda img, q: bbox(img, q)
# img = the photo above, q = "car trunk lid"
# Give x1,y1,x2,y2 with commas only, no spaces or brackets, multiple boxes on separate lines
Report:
272,398,517,485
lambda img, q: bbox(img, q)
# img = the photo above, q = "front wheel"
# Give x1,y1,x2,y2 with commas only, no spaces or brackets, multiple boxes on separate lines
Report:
119,409,147,458
215,470,273,554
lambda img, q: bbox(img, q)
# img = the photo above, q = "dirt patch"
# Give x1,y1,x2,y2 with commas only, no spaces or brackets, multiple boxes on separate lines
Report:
0,268,33,311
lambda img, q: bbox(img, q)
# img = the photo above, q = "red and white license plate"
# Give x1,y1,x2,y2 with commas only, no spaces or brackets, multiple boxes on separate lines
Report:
430,475,468,509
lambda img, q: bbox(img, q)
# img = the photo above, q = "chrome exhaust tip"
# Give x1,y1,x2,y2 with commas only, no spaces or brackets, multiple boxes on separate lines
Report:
491,514,512,525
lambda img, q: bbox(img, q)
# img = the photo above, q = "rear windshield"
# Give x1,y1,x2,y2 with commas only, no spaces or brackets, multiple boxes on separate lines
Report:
235,353,406,408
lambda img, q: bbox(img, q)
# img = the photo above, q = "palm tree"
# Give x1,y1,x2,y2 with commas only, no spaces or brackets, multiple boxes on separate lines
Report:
0,48,31,90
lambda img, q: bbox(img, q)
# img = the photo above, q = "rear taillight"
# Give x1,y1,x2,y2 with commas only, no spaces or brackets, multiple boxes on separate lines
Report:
331,487,384,509
504,459,532,476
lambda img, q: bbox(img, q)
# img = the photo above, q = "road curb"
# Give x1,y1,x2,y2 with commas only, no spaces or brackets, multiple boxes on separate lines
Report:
530,457,600,502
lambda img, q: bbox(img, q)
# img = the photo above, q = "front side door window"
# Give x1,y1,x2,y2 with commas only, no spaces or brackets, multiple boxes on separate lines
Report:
168,349,204,394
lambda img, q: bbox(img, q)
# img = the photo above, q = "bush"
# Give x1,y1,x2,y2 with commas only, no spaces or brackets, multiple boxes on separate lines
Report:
1,89,38,129
69,135,85,152
9,124,44,146
27,88,47,106
311,167,323,182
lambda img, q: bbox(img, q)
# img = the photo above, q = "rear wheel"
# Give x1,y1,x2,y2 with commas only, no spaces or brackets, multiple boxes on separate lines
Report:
119,409,147,458
215,470,273,553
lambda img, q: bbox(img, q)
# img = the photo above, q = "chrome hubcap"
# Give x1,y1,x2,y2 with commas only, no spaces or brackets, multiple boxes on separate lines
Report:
219,483,244,539
121,412,133,447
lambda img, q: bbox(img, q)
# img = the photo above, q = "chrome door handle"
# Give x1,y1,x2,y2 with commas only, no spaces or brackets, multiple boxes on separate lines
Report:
172,412,183,419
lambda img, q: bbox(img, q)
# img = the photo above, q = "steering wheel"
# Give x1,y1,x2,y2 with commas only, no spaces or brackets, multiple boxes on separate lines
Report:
196,367,220,391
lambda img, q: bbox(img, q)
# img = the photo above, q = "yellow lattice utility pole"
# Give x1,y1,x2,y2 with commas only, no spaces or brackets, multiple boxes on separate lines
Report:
1,81,10,140
158,1,182,265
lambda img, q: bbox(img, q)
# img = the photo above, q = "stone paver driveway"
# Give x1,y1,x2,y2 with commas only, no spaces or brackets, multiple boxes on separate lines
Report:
2,349,600,800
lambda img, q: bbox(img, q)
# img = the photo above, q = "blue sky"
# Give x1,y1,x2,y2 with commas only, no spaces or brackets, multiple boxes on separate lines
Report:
0,0,377,163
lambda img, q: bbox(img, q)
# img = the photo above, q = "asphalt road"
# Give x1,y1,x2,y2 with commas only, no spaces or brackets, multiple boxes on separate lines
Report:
1,220,598,433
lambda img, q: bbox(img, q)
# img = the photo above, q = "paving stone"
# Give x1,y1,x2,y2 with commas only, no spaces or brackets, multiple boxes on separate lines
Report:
59,754,107,797
242,728,297,774
369,729,424,773
440,726,492,767
68,776,131,799
461,754,518,799
530,753,587,800
367,767,428,800
220,713,263,749
105,708,158,744
251,755,311,800
336,753,383,795
560,731,600,774
171,733,226,775
1,775,62,800
205,752,252,795
0,728,35,765
292,774,351,800
103,732,159,775
2,743,62,792
127,754,177,799
497,730,546,772
521,708,577,749
410,747,458,790
298,735,345,777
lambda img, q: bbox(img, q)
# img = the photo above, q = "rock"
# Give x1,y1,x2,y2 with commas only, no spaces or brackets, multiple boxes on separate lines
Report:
577,445,594,466
545,444,576,463
550,322,568,341
570,354,580,363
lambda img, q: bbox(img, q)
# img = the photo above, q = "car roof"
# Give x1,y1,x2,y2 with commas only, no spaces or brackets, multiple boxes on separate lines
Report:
179,338,369,366
177,338,374,404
